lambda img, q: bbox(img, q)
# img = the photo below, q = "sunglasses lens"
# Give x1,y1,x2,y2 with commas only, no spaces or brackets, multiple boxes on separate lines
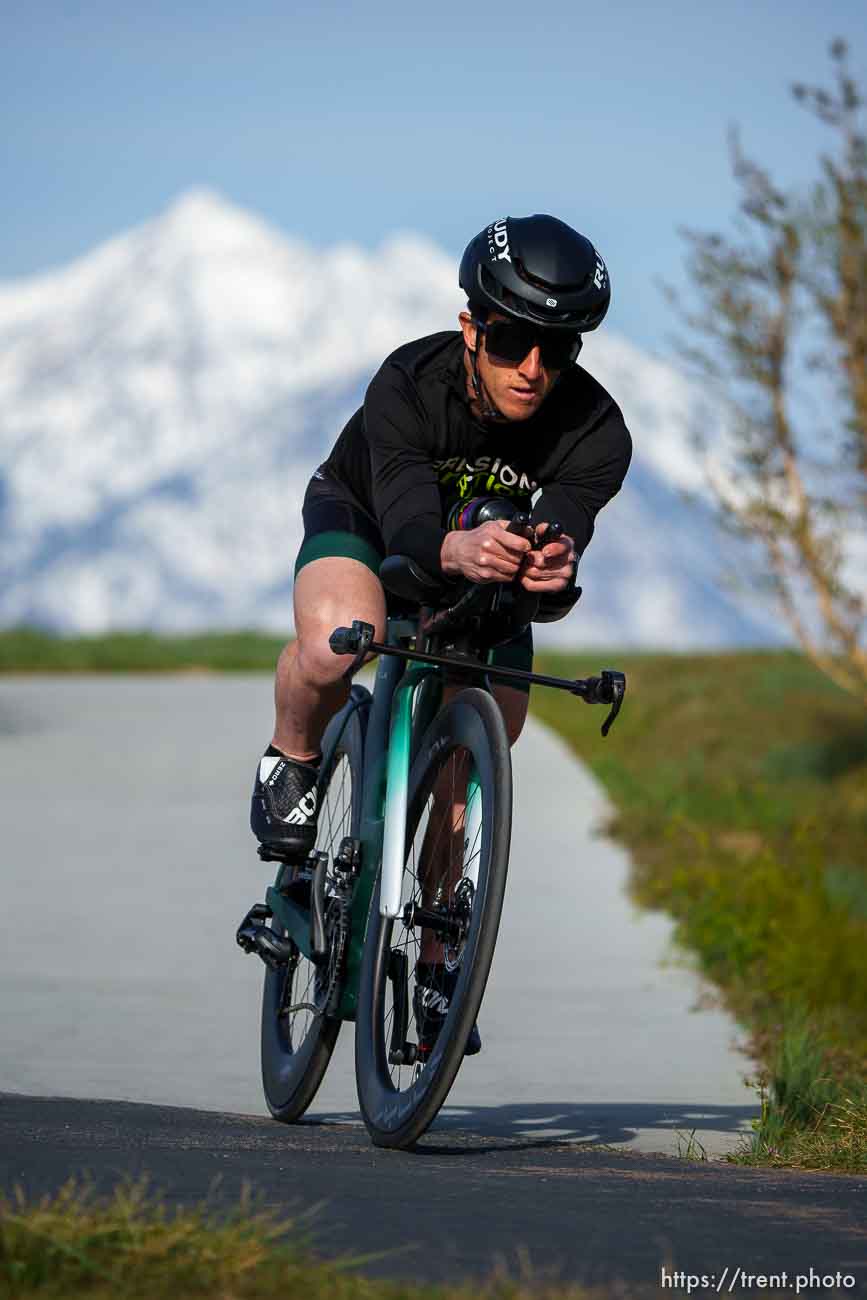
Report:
483,322,579,369
540,337,577,368
483,321,532,363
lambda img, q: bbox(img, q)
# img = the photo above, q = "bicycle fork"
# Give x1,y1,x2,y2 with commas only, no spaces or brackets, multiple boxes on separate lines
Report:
380,666,482,919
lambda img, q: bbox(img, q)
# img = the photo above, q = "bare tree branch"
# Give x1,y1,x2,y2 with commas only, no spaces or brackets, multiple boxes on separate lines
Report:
667,40,867,703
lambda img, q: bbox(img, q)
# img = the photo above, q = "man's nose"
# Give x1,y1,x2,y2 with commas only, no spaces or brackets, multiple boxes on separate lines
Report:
518,345,543,379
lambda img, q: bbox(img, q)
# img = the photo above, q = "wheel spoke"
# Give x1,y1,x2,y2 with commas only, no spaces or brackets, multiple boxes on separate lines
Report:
262,734,359,1121
380,737,486,1093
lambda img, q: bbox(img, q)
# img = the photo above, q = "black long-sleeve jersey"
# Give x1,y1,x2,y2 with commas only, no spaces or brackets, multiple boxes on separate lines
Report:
316,331,632,578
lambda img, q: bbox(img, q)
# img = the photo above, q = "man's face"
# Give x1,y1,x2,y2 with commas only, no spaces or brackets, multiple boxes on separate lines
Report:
459,310,561,421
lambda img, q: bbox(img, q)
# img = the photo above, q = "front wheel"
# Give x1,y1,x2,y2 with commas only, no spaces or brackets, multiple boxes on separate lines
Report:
355,687,512,1148
261,688,367,1122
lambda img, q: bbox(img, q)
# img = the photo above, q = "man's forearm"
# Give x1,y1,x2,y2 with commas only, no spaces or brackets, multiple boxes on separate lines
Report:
385,519,447,578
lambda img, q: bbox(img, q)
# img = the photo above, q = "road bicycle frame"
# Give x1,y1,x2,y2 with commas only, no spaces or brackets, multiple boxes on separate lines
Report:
260,615,448,1020
239,601,625,1022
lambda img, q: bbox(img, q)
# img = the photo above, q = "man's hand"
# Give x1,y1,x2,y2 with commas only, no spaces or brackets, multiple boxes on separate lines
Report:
441,519,532,583
518,522,576,593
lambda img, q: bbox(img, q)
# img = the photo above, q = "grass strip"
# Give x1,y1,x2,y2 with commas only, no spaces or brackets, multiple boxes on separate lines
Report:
0,1179,653,1299
532,648,867,1172
0,628,286,673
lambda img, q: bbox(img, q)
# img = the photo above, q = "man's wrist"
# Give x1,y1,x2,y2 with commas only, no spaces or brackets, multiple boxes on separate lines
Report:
440,531,462,577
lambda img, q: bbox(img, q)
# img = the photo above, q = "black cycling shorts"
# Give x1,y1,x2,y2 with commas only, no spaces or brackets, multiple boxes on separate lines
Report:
294,477,533,692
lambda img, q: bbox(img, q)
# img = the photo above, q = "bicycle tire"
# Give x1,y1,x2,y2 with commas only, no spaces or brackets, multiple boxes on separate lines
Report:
261,688,368,1122
355,686,511,1148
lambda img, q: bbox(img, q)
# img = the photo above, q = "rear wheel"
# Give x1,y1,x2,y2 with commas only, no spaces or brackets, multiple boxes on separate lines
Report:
355,687,511,1148
261,691,367,1121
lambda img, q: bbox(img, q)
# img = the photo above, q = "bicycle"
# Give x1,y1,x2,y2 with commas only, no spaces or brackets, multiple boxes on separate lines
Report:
237,508,626,1149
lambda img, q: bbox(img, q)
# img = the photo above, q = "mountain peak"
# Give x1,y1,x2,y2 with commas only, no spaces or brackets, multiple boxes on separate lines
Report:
149,187,289,257
163,186,232,218
0,193,781,647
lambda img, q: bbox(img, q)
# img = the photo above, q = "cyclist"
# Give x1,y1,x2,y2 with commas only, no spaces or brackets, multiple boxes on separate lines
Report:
251,213,632,1053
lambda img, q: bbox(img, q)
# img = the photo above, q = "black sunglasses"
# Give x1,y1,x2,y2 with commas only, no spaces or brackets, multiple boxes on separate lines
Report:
475,319,582,370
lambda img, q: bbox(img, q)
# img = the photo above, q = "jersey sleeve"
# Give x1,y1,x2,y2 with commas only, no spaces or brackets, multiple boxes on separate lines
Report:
531,406,632,560
364,364,447,577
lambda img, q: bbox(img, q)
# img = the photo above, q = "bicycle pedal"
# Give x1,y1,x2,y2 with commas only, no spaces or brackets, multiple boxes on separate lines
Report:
236,902,293,969
257,842,311,865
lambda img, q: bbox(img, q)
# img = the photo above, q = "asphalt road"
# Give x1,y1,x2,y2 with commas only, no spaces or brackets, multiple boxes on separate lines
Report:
1,1094,865,1291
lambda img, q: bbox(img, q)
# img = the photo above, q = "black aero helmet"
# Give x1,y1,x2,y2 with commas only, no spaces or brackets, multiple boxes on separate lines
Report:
459,214,610,332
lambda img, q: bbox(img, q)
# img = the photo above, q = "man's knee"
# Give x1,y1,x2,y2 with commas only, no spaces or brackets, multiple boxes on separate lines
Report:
292,556,386,688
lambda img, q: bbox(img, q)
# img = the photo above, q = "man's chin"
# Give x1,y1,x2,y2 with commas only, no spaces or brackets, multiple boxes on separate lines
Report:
500,393,543,420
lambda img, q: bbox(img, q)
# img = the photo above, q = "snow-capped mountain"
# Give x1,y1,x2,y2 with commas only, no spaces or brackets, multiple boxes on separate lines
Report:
0,190,783,647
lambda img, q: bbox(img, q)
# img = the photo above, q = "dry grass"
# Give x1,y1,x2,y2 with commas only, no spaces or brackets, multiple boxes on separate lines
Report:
0,1180,658,1300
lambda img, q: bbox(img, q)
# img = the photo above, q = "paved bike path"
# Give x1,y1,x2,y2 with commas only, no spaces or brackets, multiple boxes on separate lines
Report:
2,1095,865,1291
0,675,756,1155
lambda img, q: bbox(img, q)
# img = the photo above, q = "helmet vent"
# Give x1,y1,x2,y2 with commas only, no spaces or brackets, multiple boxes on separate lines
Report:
512,257,591,294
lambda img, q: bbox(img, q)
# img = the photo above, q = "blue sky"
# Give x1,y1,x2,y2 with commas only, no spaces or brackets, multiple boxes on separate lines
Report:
3,1,864,351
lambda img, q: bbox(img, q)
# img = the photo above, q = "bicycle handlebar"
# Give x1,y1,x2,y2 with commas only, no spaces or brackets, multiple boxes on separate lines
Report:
328,508,626,737
328,619,627,738
412,512,581,643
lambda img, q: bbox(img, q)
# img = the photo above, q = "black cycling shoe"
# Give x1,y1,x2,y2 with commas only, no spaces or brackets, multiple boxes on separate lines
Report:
250,747,321,857
413,962,482,1059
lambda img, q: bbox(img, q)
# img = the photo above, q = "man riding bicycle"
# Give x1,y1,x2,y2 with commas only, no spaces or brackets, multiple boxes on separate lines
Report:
250,213,632,1054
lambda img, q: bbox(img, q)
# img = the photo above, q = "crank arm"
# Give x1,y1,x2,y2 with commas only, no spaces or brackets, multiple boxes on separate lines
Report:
310,850,330,963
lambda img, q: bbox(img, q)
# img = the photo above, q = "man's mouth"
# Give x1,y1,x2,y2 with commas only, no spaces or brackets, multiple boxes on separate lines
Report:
510,387,539,401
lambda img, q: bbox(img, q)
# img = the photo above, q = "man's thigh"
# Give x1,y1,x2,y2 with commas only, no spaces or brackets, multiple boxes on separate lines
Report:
293,556,386,679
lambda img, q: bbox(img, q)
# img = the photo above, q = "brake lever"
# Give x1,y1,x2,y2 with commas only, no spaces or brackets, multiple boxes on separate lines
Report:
597,669,626,737
578,668,627,737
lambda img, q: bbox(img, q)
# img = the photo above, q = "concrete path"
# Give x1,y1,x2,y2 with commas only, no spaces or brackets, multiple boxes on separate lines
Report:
0,675,757,1155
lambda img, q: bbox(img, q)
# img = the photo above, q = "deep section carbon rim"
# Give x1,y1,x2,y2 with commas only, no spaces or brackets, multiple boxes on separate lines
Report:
355,687,511,1148
261,698,365,1121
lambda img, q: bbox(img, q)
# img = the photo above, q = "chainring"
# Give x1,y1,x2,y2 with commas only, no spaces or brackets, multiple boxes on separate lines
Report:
315,895,349,1018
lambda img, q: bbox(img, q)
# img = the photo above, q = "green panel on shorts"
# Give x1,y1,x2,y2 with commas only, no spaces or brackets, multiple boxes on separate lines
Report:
488,628,533,694
294,530,384,578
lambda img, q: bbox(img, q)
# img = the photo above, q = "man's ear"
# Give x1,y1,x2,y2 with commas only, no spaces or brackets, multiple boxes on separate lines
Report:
458,311,478,352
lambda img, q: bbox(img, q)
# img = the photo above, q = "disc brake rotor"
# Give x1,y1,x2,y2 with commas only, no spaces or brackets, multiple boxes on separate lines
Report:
444,877,474,971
